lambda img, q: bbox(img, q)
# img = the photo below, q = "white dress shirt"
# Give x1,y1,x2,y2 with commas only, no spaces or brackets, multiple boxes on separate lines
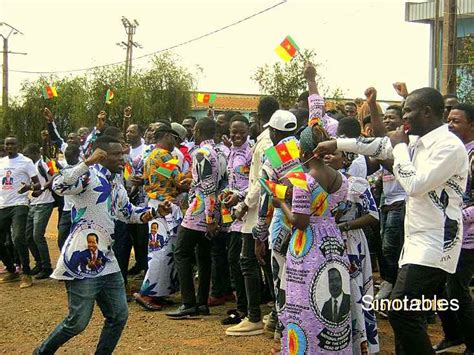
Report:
337,125,468,273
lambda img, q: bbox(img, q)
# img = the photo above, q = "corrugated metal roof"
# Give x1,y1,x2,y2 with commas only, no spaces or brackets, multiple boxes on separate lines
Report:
406,0,474,22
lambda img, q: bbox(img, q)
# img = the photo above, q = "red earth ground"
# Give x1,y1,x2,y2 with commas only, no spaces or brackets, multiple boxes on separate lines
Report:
0,211,469,354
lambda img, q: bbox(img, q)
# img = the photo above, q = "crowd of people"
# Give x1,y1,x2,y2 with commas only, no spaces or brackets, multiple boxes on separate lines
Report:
0,62,473,355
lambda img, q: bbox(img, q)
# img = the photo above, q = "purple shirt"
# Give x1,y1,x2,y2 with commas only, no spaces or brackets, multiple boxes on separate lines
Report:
227,141,252,232
462,140,474,249
308,93,338,137
181,139,220,232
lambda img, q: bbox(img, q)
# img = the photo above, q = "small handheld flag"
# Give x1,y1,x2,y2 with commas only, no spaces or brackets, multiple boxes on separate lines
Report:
265,140,299,169
105,89,114,104
123,161,133,180
156,158,179,178
42,86,58,100
284,166,308,191
221,207,233,224
275,35,299,62
197,93,217,104
259,178,287,199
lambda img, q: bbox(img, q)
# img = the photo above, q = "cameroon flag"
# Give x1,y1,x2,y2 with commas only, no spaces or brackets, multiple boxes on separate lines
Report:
259,178,287,199
123,162,133,180
156,158,179,178
221,207,233,224
105,89,114,104
275,35,299,62
265,140,299,169
284,166,308,191
46,159,59,175
42,86,58,99
197,93,217,104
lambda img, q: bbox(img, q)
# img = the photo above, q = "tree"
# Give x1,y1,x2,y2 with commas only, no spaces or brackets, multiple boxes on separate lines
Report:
251,49,344,108
457,35,473,103
1,52,197,146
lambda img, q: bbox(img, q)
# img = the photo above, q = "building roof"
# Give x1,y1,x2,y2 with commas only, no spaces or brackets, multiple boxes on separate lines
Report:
191,93,260,112
406,0,473,23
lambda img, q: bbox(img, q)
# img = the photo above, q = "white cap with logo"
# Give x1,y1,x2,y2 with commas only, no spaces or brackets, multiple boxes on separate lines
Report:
263,110,297,131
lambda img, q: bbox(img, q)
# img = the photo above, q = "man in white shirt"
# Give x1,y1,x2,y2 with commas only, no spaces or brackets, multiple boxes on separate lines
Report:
0,136,41,288
23,144,56,280
315,87,469,354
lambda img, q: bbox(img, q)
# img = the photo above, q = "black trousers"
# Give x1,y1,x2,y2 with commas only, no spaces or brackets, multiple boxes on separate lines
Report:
128,223,149,272
57,210,72,250
388,264,447,355
113,221,132,286
240,233,261,322
175,226,212,306
210,232,231,298
227,232,247,314
438,248,474,350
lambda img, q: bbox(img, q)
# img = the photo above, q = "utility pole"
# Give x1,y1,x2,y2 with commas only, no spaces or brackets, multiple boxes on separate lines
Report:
117,17,141,88
433,0,440,90
0,22,26,109
441,0,457,95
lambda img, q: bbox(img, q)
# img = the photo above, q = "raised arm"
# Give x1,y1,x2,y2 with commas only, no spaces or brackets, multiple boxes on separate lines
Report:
364,87,387,137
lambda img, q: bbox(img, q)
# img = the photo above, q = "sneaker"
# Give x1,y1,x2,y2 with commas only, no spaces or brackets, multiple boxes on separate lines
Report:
222,310,243,325
0,266,8,274
0,272,20,283
433,338,464,353
263,312,271,324
34,268,53,280
166,305,199,319
374,281,393,300
20,275,33,288
30,265,42,276
225,318,264,336
208,296,226,307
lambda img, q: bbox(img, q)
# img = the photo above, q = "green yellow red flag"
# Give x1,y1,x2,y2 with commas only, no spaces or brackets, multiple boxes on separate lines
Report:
274,35,299,62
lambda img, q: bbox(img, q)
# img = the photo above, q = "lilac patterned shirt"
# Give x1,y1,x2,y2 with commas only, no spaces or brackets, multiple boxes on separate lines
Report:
462,140,474,249
181,139,220,232
308,93,338,137
227,141,252,232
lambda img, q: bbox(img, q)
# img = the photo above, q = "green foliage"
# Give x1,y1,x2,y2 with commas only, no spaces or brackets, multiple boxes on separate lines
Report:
2,52,196,146
457,36,473,103
251,49,345,108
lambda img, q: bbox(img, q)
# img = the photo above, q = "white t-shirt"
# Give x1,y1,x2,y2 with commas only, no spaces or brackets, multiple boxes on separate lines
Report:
0,154,37,208
30,160,55,206
382,168,406,206
129,144,146,162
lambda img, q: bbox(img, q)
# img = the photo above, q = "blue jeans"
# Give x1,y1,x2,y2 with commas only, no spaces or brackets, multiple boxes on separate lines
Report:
380,205,405,284
57,210,72,250
26,203,54,270
37,272,128,355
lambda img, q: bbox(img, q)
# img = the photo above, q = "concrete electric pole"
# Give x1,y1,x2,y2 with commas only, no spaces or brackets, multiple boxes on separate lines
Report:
441,0,457,95
0,22,26,109
117,17,141,88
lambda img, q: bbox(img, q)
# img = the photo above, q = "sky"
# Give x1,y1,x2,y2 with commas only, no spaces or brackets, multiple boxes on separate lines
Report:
1,0,431,101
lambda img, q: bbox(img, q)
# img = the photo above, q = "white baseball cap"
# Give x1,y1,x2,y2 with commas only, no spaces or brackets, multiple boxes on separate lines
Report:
263,110,297,131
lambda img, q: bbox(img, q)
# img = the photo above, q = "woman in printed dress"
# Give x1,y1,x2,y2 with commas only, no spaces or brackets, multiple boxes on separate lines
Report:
325,150,380,354
272,125,352,354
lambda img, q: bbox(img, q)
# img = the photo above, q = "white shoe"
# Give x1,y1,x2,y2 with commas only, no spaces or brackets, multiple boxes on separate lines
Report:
375,280,393,300
225,318,264,336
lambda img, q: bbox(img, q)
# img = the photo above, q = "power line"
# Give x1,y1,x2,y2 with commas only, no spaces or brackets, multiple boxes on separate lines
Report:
6,0,287,75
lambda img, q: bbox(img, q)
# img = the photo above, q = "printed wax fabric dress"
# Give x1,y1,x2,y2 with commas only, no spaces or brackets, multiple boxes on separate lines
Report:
282,173,352,354
140,147,183,298
337,176,380,354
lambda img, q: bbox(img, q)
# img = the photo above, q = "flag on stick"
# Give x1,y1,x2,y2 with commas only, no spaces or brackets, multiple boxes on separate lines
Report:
274,35,299,62
123,161,133,180
221,207,233,224
105,89,114,104
45,159,59,175
197,93,217,104
284,165,308,191
259,178,287,199
42,86,58,99
156,158,179,178
265,140,299,169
